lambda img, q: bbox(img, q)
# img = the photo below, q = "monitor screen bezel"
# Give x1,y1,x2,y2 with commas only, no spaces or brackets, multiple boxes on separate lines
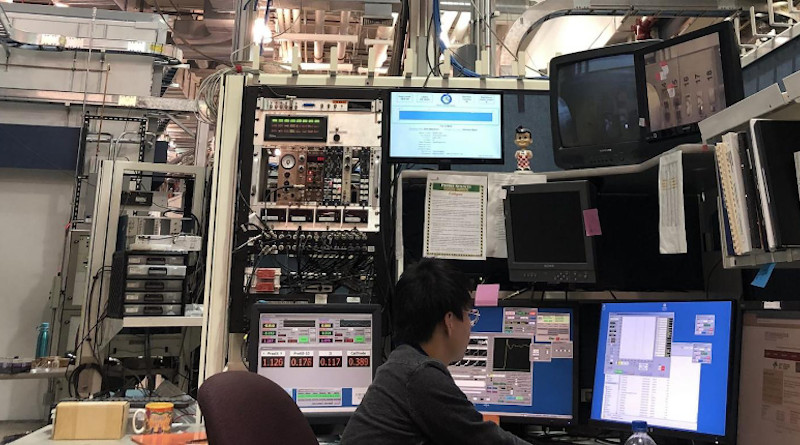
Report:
386,88,506,165
638,21,745,143
588,299,739,443
503,180,597,276
248,303,382,423
467,300,580,426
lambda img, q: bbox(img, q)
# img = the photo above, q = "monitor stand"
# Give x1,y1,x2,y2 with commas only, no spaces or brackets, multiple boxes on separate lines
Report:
437,160,452,170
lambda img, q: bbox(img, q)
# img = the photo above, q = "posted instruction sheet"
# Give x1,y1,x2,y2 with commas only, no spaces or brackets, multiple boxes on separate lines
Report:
423,174,487,260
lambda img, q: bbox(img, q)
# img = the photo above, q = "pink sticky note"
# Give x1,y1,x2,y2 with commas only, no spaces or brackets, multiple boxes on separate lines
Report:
583,208,602,237
475,284,500,307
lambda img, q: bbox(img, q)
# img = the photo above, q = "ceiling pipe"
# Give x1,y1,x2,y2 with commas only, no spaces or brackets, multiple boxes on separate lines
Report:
372,25,394,69
276,8,287,60
452,11,472,44
314,9,325,63
292,8,302,62
338,11,350,61
283,8,294,60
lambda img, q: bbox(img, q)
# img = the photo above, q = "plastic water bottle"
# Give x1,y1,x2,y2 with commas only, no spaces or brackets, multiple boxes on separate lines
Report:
35,323,49,358
625,421,656,445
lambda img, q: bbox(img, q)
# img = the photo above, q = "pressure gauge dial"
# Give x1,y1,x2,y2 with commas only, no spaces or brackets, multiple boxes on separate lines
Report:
280,154,296,169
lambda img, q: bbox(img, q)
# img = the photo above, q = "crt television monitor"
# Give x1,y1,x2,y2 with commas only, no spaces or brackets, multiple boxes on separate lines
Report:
504,180,597,284
549,41,657,169
642,21,744,142
387,89,504,164
248,303,382,421
591,300,736,442
448,302,578,425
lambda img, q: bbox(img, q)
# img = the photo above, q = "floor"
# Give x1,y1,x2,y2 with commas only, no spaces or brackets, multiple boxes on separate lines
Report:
0,421,46,443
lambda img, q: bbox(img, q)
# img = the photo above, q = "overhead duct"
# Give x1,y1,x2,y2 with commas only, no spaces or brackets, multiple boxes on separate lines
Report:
167,0,234,61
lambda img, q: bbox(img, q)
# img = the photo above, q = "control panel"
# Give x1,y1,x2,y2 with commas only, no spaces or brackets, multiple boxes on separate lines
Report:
254,312,374,411
233,91,383,325
511,269,595,284
250,97,382,232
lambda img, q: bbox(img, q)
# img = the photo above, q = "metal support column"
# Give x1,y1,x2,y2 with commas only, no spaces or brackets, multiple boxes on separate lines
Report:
198,74,245,386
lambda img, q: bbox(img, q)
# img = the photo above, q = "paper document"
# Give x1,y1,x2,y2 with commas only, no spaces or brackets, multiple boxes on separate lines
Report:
423,174,488,260
658,150,687,254
486,173,546,258
738,314,800,445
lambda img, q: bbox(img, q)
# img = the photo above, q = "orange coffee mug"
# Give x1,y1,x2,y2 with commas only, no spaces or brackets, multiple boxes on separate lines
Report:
131,402,174,434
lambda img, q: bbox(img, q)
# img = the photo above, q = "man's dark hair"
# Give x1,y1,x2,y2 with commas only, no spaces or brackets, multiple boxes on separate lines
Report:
392,258,472,345
515,126,532,137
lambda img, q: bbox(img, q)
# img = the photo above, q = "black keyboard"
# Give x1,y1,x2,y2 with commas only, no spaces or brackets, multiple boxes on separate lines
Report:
61,395,195,409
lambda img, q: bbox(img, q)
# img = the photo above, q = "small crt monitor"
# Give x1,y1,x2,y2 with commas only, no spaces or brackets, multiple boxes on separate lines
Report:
448,303,577,425
388,90,504,164
591,300,735,441
248,304,381,420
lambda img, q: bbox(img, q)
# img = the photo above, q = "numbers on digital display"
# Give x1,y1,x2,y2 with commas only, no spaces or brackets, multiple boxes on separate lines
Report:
319,356,342,367
290,356,314,368
262,357,285,368
347,356,371,368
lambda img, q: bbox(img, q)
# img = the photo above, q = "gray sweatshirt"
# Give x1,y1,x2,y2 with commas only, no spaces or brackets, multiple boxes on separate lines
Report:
340,344,529,445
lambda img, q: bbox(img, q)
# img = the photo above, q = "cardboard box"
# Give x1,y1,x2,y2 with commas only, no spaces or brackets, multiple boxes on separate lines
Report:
53,401,129,440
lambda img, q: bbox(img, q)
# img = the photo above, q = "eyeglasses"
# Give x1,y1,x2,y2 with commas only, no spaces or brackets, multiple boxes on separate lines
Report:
467,309,480,327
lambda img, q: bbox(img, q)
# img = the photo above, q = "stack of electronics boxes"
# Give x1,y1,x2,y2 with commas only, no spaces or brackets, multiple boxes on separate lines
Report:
109,215,189,318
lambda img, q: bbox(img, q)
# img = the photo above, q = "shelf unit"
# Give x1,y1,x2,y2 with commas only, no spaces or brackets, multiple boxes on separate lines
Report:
699,69,800,269
0,369,68,380
122,316,204,328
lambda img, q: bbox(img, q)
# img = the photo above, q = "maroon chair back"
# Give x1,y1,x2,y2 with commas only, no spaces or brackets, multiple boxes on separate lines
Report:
198,371,319,445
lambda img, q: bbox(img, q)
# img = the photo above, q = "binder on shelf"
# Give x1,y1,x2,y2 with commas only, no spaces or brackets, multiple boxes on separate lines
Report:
749,119,800,250
736,131,766,250
715,138,752,255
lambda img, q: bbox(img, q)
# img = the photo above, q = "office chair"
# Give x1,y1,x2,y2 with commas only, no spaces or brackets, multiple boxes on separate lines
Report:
198,371,319,445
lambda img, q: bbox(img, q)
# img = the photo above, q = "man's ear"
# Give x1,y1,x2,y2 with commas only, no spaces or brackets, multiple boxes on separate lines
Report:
442,312,456,337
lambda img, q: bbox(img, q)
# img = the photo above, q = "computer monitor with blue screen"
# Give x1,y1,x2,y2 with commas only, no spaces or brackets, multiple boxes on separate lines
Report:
591,301,734,440
248,304,381,420
448,304,577,424
388,90,504,164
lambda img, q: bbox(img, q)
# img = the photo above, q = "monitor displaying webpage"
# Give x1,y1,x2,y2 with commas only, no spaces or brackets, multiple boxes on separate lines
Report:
389,91,502,160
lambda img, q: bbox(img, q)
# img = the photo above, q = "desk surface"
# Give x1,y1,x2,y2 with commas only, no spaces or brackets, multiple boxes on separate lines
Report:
15,425,205,445
17,425,343,445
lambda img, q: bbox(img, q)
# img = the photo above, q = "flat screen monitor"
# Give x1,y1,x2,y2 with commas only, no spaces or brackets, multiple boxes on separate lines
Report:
448,303,577,424
591,300,735,441
248,304,381,421
642,22,743,141
737,310,800,445
504,180,596,284
387,89,504,164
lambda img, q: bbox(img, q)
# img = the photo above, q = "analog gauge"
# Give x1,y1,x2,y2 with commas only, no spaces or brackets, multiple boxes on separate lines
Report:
280,154,296,169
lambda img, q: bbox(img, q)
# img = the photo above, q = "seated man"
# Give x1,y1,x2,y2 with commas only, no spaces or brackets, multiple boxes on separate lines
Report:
341,259,528,445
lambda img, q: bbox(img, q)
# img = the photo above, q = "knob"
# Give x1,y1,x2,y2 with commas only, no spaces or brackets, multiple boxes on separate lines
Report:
333,134,341,142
